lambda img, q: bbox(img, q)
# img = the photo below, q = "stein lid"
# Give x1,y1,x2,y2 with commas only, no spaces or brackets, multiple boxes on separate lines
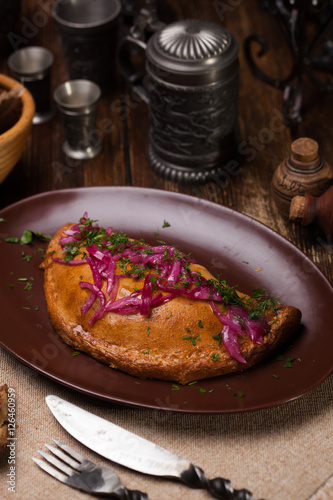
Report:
146,19,239,85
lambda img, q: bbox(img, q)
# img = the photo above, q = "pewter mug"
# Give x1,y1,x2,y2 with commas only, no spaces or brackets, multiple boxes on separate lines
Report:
52,0,121,94
118,18,240,183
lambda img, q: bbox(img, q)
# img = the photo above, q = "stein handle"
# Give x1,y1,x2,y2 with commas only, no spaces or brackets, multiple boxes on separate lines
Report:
117,35,149,104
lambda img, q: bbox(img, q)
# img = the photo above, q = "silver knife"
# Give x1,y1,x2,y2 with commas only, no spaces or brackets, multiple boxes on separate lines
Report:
46,395,258,500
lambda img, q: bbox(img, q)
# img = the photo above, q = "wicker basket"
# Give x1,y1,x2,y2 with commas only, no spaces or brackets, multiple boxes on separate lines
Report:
0,73,35,184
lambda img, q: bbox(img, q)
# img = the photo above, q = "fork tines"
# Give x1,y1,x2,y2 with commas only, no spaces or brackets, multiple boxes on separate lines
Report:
32,439,149,499
32,439,85,483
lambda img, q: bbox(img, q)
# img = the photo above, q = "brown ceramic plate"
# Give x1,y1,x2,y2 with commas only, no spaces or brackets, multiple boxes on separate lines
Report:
0,187,332,413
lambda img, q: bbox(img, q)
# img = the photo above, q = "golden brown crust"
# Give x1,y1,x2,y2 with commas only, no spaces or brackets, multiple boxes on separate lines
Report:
42,223,302,384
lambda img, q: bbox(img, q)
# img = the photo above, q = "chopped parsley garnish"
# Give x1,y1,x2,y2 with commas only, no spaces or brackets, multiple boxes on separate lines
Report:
20,229,51,245
283,358,295,368
20,230,34,245
248,288,280,319
207,278,280,321
5,237,20,243
182,335,200,346
6,229,51,245
233,391,244,398
212,331,222,346
21,252,33,263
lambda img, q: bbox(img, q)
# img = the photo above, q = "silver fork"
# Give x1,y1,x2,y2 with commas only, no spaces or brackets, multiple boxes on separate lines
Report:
32,439,149,499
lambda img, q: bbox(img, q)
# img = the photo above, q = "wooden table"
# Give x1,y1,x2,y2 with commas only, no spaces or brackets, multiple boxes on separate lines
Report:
0,0,332,284
1,3,333,500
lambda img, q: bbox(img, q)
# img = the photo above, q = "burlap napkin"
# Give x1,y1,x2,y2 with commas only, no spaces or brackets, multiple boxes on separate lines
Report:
0,344,332,500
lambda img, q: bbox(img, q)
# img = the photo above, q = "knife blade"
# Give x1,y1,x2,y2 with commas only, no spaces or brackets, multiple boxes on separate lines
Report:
46,395,257,500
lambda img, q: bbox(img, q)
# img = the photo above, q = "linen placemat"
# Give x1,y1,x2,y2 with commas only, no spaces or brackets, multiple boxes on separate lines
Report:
1,345,332,500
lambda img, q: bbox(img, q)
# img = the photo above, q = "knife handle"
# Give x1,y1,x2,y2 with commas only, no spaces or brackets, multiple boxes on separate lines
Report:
116,487,149,500
181,464,257,500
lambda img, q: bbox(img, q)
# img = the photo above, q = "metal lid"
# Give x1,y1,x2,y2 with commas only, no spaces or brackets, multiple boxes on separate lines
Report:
146,19,239,85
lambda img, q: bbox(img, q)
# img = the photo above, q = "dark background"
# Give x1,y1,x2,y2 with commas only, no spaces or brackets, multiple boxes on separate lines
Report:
0,0,332,284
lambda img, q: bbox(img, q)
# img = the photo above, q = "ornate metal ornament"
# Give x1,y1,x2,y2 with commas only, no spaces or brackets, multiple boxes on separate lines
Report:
244,0,333,124
158,19,229,59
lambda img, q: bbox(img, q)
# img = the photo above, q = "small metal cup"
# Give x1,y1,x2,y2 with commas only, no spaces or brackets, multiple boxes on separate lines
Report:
8,46,55,124
52,0,121,94
53,79,102,160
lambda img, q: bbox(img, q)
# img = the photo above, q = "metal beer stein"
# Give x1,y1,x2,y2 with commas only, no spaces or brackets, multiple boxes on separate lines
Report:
118,16,240,183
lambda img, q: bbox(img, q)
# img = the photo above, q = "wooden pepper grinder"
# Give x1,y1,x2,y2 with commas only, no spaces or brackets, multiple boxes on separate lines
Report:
271,137,333,217
289,185,333,240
